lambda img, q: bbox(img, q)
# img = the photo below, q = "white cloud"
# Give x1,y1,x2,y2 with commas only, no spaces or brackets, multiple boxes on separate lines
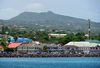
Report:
0,3,43,20
25,3,43,12
0,8,21,20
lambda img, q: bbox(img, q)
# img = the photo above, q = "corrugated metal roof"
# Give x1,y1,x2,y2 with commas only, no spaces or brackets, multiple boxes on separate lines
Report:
8,43,21,48
85,40,100,43
66,41,99,47
64,45,77,47
10,38,32,43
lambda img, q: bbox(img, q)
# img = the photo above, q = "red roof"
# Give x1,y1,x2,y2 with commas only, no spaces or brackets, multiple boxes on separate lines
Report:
64,45,77,47
0,25,4,27
8,43,21,48
30,32,35,34
20,43,42,46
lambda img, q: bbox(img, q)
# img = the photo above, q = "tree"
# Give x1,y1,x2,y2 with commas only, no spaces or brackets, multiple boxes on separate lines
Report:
14,35,18,42
8,38,11,43
97,34,100,41
2,26,9,34
75,32,85,41
57,37,64,44
4,47,14,52
42,45,47,52
0,38,7,47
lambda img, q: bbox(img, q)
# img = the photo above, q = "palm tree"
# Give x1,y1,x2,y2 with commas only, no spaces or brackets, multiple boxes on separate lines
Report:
42,45,47,52
13,35,18,53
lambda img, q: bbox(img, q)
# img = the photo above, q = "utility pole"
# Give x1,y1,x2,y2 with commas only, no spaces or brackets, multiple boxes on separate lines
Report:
88,19,90,40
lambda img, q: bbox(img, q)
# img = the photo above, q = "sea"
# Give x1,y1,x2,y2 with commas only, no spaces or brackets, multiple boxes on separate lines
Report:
0,57,100,68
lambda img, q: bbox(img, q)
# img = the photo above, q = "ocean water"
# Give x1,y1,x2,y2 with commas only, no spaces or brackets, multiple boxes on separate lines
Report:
0,57,100,68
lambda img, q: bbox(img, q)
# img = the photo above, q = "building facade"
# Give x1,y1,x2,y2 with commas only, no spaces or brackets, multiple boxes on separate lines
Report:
8,40,100,54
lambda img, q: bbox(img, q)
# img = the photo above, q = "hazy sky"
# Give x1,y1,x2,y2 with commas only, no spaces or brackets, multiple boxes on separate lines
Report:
0,0,100,22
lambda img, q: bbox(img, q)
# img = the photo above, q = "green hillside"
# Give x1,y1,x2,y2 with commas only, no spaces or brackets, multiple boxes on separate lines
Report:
0,11,100,34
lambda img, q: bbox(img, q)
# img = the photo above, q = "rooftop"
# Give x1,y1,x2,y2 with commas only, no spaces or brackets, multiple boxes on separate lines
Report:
8,43,22,48
64,45,77,47
85,40,100,44
20,43,42,46
66,41,99,47
10,38,32,43
0,45,3,49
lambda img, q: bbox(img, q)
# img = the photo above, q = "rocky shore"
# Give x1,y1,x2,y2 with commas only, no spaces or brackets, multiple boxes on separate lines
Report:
0,54,100,57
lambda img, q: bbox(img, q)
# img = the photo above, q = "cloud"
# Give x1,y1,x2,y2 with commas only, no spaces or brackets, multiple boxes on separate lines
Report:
25,3,43,12
0,8,21,20
0,3,43,20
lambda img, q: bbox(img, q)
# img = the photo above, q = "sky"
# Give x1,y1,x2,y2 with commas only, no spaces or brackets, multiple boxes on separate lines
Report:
0,0,100,22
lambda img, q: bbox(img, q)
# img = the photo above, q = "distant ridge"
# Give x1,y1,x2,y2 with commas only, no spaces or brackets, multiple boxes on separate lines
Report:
1,11,100,34
10,11,87,22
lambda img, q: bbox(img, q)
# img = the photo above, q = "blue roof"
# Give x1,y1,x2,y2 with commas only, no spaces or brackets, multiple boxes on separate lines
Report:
10,38,32,43
85,40,100,44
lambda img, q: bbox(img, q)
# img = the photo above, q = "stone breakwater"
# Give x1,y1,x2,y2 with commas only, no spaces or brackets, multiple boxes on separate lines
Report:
0,54,100,57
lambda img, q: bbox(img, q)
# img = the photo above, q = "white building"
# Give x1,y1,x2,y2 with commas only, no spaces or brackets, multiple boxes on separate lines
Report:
49,34,67,37
65,41,100,54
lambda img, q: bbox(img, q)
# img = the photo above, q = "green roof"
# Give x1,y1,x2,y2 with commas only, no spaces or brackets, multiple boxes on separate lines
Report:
85,40,100,44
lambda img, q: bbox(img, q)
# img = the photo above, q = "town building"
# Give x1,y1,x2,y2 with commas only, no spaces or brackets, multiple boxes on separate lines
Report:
0,45,4,53
48,34,67,37
63,45,78,54
7,40,100,55
17,43,42,54
65,40,100,54
90,45,100,54
0,34,12,39
42,43,64,54
8,43,64,54
8,43,22,53
10,38,32,43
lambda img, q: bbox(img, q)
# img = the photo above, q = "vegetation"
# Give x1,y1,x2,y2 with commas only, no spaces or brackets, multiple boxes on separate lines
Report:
0,25,100,44
0,24,100,52
42,45,47,52
0,11,100,34
0,11,100,53
0,38,7,47
14,35,18,42
4,47,14,52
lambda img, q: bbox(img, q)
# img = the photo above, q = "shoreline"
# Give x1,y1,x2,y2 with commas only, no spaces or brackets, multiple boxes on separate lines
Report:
0,54,100,57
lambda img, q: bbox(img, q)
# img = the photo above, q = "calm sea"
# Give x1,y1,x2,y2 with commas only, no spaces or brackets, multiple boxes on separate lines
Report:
0,57,100,68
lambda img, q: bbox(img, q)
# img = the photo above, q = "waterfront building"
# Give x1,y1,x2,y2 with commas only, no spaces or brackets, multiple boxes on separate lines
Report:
63,45,78,54
7,40,100,54
17,43,42,54
90,45,100,54
8,43,22,53
65,40,100,54
42,43,64,54
8,42,64,54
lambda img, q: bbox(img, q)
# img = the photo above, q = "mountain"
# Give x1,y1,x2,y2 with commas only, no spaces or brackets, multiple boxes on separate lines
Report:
10,11,87,22
1,11,100,34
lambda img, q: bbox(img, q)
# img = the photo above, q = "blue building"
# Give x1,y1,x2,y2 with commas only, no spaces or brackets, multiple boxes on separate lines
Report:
10,38,32,43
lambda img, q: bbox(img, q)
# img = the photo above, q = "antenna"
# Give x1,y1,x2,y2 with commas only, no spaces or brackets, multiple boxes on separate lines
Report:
88,19,91,40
